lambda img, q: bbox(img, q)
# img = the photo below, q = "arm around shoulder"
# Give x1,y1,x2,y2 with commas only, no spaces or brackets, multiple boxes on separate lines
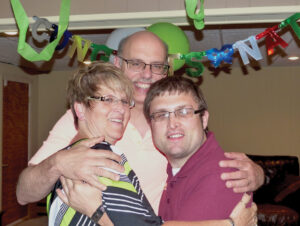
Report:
16,151,63,205
220,152,264,192
17,110,76,205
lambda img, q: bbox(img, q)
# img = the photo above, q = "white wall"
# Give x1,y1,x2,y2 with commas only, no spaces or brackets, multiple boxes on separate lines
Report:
2,0,298,18
200,66,300,161
36,70,73,153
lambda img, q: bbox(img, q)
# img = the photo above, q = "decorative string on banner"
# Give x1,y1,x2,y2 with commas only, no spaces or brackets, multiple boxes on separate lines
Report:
10,0,70,61
185,0,205,30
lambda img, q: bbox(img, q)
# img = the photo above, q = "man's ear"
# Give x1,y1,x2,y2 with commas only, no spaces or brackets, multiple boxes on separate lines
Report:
201,110,209,130
114,55,121,68
74,102,86,121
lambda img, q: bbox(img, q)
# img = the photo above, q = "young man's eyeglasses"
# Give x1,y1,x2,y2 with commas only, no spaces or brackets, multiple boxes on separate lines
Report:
87,95,135,109
118,56,169,75
150,107,204,122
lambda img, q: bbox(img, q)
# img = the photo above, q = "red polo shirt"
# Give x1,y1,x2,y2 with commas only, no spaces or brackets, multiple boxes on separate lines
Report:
159,132,252,221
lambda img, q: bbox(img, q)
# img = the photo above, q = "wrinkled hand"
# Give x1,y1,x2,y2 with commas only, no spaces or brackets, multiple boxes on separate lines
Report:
230,193,257,226
219,152,264,193
56,176,102,217
55,137,124,191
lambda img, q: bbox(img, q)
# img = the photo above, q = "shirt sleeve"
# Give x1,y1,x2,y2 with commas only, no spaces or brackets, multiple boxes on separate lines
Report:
29,109,78,165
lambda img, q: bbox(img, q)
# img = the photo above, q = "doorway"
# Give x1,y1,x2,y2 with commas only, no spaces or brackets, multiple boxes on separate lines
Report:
2,80,29,225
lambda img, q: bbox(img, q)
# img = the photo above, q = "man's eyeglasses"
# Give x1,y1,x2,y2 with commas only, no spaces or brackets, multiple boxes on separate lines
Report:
87,95,135,109
150,107,204,122
118,56,169,75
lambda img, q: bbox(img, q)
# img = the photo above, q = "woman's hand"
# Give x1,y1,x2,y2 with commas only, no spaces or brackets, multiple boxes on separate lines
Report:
229,193,257,226
56,176,114,225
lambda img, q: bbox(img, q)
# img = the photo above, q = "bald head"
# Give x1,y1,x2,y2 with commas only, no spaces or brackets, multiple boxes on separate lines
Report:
118,31,168,62
115,30,169,106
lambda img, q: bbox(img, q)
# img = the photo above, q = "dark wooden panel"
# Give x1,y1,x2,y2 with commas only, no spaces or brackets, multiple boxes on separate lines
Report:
2,81,29,225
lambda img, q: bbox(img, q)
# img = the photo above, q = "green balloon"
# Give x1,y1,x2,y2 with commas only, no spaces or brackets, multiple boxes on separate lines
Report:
147,22,190,71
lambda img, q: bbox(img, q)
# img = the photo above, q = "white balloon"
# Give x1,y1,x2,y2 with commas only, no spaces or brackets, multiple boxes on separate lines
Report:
106,27,145,62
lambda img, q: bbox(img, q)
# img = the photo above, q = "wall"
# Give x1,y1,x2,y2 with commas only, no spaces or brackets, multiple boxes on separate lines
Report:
1,0,299,32
200,66,300,161
1,0,298,18
36,70,73,154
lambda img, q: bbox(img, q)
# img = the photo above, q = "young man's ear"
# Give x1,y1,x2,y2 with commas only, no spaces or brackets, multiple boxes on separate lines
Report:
201,110,209,130
74,102,86,121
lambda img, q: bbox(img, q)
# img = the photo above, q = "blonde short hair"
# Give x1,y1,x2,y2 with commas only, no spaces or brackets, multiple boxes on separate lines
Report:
67,61,134,127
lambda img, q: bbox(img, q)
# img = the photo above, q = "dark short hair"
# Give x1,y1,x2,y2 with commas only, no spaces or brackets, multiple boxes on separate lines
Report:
67,61,134,127
143,76,208,122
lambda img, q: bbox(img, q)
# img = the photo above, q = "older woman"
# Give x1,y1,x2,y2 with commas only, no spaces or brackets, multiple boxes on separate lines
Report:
47,61,162,226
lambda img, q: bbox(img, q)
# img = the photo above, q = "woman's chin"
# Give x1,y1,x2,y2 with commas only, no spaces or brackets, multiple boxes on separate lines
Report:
105,134,122,144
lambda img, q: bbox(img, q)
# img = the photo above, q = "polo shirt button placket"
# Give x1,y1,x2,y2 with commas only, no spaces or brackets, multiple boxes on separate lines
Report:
170,182,173,188
167,181,175,205
167,181,174,204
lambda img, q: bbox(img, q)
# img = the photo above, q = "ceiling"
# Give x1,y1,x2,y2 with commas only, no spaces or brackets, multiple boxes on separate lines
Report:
0,23,299,74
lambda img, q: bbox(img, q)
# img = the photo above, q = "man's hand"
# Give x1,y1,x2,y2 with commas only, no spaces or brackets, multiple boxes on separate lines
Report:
55,137,124,191
219,152,264,193
230,193,257,226
16,137,123,205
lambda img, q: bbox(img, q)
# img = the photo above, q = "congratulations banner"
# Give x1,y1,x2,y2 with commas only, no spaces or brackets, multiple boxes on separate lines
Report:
10,0,300,77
